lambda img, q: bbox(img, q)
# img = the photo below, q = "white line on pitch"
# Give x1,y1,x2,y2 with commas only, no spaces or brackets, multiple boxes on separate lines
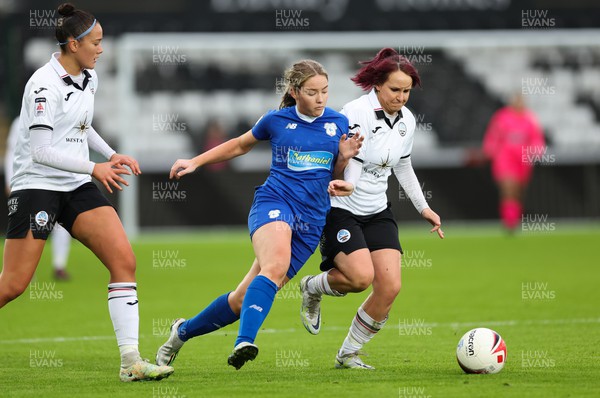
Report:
1,317,598,345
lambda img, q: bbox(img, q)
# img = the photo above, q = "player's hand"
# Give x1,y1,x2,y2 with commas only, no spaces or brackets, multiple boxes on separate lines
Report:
109,153,141,176
170,158,198,180
338,132,363,161
328,179,354,197
421,208,445,239
92,160,132,194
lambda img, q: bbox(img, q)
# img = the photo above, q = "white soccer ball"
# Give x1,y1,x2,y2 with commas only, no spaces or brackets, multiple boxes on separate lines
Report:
456,327,507,374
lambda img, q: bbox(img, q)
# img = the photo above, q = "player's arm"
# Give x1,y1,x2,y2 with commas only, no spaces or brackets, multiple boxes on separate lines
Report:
170,130,258,179
393,157,444,239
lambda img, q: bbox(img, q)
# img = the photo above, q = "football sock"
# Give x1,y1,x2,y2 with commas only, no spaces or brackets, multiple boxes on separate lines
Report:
500,199,522,230
307,271,346,296
51,225,71,271
339,307,387,356
108,282,140,367
178,292,239,342
235,275,278,346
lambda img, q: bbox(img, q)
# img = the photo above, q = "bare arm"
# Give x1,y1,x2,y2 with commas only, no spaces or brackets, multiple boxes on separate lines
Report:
170,130,258,179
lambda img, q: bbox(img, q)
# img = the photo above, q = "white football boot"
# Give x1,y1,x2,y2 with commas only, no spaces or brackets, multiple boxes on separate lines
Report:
299,275,322,335
155,318,186,366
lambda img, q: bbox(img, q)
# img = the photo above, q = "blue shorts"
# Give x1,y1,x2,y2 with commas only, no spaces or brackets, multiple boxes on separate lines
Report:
248,187,324,279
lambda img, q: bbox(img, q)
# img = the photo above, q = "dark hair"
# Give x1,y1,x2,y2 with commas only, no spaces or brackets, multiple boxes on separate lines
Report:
279,60,328,109
55,3,96,51
351,48,421,91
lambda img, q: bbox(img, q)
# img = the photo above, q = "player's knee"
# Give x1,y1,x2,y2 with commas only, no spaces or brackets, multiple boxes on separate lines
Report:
259,260,289,285
347,269,374,292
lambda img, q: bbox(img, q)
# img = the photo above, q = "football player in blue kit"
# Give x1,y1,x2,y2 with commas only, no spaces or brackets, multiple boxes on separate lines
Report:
159,59,363,370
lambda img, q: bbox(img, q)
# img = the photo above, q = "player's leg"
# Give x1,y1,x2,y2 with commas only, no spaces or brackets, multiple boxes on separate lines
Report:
300,208,373,334
69,202,173,382
336,249,401,370
0,232,46,308
156,259,262,366
1,189,55,308
228,221,292,369
498,178,521,230
336,207,401,369
51,224,71,281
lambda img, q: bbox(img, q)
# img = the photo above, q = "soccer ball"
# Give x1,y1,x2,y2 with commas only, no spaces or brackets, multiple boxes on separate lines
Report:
456,327,507,374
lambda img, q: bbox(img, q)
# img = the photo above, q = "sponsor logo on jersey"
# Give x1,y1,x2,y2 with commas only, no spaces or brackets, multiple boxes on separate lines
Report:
285,123,298,129
287,150,333,171
7,197,19,216
65,137,85,143
35,97,46,116
268,209,281,219
64,92,74,101
372,126,382,135
324,122,337,137
398,122,407,137
35,211,49,227
34,87,47,94
337,229,351,243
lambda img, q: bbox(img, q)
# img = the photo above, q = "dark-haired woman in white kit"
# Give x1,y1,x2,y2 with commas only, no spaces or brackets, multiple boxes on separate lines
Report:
300,48,445,369
0,3,173,382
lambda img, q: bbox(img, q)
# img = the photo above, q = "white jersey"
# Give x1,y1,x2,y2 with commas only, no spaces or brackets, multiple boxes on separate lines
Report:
11,52,97,192
333,89,426,216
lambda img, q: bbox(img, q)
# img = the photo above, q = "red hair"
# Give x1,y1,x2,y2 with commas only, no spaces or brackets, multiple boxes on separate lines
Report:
351,48,421,91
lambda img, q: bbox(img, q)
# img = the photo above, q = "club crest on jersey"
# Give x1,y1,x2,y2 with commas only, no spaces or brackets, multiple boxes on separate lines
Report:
398,122,407,137
35,211,49,227
337,229,351,243
75,111,90,134
34,97,46,116
324,122,337,137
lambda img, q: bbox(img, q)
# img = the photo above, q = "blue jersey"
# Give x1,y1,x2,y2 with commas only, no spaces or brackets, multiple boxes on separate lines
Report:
252,106,348,225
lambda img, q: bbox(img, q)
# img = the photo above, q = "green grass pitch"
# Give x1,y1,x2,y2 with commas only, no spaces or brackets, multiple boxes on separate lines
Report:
1,224,599,397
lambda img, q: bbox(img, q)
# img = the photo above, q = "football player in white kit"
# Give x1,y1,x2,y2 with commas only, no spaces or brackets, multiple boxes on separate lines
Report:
5,117,72,281
300,48,445,369
0,3,173,382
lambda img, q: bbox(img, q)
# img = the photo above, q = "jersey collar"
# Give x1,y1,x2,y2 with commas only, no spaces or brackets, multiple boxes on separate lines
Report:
50,52,91,91
368,88,403,129
295,105,324,123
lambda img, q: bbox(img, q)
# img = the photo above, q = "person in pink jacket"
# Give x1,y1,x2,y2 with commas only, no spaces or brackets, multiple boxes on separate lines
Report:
482,94,545,231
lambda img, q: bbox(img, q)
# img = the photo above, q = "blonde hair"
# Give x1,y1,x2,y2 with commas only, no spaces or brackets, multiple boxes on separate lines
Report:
279,59,328,109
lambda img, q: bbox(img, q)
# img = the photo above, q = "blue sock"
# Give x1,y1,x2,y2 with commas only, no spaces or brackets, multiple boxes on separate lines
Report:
178,292,239,342
235,275,278,346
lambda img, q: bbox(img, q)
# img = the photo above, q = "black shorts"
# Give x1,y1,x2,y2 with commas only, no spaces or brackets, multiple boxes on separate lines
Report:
6,182,112,240
319,203,402,271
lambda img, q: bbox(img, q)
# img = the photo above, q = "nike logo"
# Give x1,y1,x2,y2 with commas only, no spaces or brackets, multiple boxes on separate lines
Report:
65,92,74,101
372,126,382,134
126,300,138,306
311,313,320,330
34,87,47,94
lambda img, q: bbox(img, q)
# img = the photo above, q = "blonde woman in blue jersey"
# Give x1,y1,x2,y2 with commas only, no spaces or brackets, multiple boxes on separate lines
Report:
0,3,174,382
158,60,363,370
300,48,444,370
